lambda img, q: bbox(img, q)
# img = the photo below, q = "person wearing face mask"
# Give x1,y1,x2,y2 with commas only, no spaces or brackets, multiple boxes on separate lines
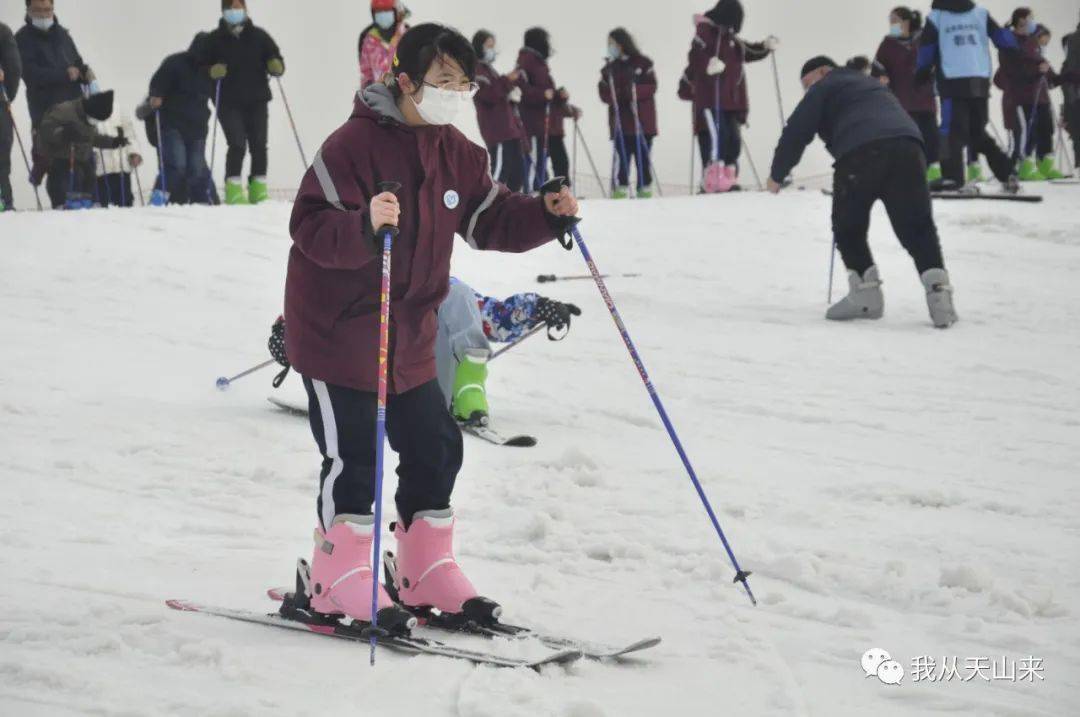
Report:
1,21,23,212
283,24,580,629
875,7,942,183
767,57,957,329
15,0,93,131
471,30,527,193
996,11,1064,181
599,28,658,198
517,27,579,192
197,0,285,206
359,0,410,91
917,0,1020,192
687,0,776,193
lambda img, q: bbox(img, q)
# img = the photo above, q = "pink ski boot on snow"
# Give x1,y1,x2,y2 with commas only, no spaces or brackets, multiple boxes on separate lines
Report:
386,509,502,624
286,516,415,633
703,162,737,193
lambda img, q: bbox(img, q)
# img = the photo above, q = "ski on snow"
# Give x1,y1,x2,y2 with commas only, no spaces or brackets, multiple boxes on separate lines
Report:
269,396,537,448
165,599,582,669
266,587,660,660
820,188,1043,202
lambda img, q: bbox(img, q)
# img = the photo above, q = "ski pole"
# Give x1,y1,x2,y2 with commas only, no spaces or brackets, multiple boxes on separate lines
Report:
827,241,837,305
117,128,129,207
207,79,222,204
743,146,764,191
97,148,113,207
608,68,631,196
153,110,168,205
490,323,546,361
575,122,608,198
2,88,44,211
770,50,786,128
275,76,308,169
629,80,662,196
539,101,551,189
133,163,146,206
569,221,756,605
369,180,401,666
215,358,278,390
572,117,579,190
537,272,640,283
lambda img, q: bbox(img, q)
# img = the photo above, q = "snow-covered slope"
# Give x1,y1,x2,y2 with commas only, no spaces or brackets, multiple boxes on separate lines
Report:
2,188,1078,716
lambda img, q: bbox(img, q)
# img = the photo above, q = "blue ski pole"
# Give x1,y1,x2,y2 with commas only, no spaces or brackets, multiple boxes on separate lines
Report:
152,110,169,206
607,68,631,196
568,220,756,605
827,241,837,304
207,79,222,204
369,181,402,665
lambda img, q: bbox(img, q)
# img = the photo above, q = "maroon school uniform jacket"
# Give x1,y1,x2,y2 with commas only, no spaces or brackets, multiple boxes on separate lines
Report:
686,15,769,133
285,85,558,394
515,47,570,139
875,34,937,114
473,61,526,147
995,30,1056,131
597,55,658,139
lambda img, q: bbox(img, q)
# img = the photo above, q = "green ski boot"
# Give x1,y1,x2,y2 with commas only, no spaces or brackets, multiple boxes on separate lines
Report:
966,163,984,183
225,178,250,205
926,163,942,183
1038,156,1065,181
612,186,629,199
1017,158,1046,182
637,185,654,198
248,177,270,204
451,349,490,425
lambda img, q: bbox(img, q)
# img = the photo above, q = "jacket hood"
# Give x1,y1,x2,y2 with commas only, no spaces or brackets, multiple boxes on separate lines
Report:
360,83,407,124
188,32,209,57
931,0,975,12
83,90,115,121
705,0,744,34
524,28,550,60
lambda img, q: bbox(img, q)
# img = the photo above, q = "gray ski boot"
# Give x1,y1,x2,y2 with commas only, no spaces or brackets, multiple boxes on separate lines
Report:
920,268,958,328
826,266,884,321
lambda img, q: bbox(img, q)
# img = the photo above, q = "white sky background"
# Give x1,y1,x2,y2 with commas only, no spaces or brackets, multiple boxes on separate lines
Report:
1,0,1076,207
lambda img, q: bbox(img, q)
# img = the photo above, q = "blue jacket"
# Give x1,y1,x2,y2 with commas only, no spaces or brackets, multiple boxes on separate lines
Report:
917,0,1017,98
149,37,213,142
14,15,89,126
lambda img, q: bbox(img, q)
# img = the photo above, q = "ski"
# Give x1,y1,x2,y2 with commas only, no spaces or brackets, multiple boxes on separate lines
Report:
166,599,582,670
821,188,1043,203
268,396,308,417
1049,178,1078,185
267,587,660,660
458,422,537,448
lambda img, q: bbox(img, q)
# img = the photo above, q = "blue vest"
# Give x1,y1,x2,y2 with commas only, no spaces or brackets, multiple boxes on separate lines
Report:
930,7,992,80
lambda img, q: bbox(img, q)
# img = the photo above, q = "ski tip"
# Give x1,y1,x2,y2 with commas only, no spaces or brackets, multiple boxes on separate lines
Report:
267,587,288,602
530,649,584,669
166,599,198,612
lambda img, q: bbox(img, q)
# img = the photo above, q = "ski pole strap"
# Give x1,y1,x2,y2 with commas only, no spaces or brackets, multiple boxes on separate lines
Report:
539,176,580,250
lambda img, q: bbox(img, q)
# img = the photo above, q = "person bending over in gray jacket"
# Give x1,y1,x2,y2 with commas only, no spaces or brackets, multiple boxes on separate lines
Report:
767,56,957,329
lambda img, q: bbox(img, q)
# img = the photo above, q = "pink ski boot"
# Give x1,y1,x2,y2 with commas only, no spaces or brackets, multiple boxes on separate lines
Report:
301,516,415,632
703,162,737,193
388,509,501,623
723,165,739,190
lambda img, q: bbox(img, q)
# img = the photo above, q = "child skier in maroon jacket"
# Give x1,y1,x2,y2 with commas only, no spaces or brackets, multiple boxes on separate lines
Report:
471,30,528,192
516,27,578,191
285,23,579,629
598,28,658,198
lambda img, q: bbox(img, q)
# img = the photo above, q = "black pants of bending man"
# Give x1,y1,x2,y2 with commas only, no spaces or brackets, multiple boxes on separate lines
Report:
940,96,1013,186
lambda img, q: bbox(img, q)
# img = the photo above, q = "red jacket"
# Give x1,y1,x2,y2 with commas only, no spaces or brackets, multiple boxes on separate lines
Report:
996,31,1056,130
515,47,571,138
686,15,769,132
285,86,558,394
473,61,525,146
598,55,658,138
875,34,937,114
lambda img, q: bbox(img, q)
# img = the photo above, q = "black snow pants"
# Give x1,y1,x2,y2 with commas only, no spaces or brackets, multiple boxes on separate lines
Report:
831,137,945,276
303,377,463,531
0,105,12,208
488,139,527,193
219,101,269,181
940,96,1013,184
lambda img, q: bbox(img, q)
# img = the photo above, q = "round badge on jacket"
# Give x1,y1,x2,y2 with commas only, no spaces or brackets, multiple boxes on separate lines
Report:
444,190,460,210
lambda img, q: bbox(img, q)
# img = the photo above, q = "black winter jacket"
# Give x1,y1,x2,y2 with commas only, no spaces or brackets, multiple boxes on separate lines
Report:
769,69,922,182
150,37,213,142
14,15,89,126
196,19,283,108
0,22,22,102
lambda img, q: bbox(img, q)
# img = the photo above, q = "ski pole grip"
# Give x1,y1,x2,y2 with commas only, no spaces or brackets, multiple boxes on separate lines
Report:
375,180,402,239
537,274,556,283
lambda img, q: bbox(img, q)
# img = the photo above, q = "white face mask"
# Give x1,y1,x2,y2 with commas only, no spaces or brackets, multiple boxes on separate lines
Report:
412,85,470,126
483,47,497,64
31,15,55,31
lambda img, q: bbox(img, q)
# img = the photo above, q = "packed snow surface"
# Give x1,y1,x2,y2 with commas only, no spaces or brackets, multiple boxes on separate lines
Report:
2,187,1078,716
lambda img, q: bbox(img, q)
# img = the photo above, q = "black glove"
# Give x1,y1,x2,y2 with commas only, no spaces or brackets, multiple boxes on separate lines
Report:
535,297,581,338
540,176,580,250
106,134,130,149
268,316,291,387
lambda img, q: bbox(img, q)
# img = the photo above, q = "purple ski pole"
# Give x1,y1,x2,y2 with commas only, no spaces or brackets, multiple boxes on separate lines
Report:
569,223,756,605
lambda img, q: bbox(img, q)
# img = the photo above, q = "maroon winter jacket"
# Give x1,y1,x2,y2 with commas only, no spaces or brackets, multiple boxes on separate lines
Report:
874,34,937,114
995,31,1056,130
516,47,571,139
285,85,559,394
686,16,769,133
473,61,526,147
598,55,658,138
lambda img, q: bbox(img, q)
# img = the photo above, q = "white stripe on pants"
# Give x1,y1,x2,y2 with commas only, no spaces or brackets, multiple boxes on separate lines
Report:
312,379,344,531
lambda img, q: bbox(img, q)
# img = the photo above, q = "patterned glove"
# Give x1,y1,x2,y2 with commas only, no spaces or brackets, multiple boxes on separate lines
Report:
268,316,291,387
535,297,582,335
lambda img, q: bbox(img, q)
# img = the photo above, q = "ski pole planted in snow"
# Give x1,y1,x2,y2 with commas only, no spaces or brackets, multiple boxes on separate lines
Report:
630,80,662,197
216,359,278,390
276,77,308,169
568,216,756,605
537,272,641,283
2,88,44,211
151,110,169,206
827,241,837,305
770,48,786,129
207,79,222,204
369,180,402,665
575,121,608,198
